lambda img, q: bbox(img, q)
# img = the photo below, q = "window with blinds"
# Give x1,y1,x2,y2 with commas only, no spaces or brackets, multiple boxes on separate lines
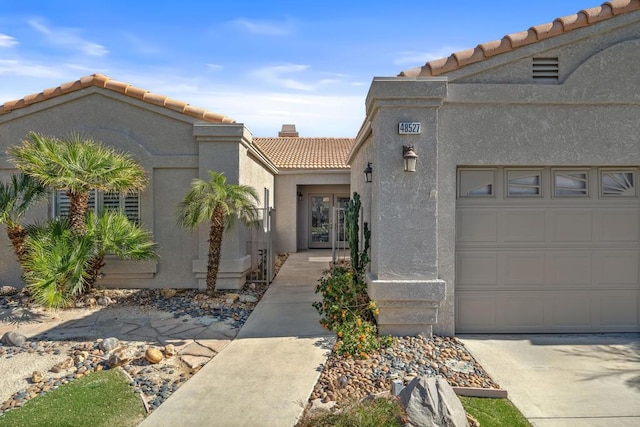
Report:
53,190,140,223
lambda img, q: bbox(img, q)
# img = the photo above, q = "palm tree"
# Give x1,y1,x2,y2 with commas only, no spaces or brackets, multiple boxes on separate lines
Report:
8,132,147,235
176,171,259,291
0,173,47,264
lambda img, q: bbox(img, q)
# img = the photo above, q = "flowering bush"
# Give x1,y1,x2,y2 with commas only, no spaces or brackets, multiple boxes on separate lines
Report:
312,192,393,359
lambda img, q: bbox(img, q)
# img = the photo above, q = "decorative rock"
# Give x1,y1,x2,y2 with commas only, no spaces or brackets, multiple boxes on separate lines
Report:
31,371,44,383
51,357,75,373
96,296,112,306
398,376,469,427
84,297,97,307
239,294,258,303
145,347,163,364
99,337,120,352
108,347,136,368
224,293,240,304
161,288,177,299
0,285,19,296
164,344,175,357
1,331,27,347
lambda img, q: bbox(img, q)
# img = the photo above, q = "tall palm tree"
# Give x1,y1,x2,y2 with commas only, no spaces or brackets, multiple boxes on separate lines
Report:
0,173,47,264
8,132,147,235
176,171,259,291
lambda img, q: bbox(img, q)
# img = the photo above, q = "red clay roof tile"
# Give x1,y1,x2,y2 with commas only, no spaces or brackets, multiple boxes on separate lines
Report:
253,137,354,170
400,0,640,77
0,73,234,124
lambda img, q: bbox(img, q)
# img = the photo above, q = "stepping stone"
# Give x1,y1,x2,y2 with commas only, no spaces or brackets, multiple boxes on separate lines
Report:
196,339,230,354
181,355,210,369
179,342,215,358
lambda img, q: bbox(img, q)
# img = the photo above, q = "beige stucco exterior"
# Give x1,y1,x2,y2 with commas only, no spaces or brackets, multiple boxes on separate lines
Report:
0,88,275,290
349,9,640,335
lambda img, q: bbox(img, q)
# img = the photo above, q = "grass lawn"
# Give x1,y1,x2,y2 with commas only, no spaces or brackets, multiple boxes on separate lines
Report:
460,396,531,427
0,369,146,427
297,395,531,427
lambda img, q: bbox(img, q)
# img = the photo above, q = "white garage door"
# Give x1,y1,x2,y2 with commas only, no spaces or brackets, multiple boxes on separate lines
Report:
456,167,640,333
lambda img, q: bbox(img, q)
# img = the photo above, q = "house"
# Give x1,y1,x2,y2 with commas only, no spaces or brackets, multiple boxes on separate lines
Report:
348,0,640,335
0,74,351,292
2,0,639,337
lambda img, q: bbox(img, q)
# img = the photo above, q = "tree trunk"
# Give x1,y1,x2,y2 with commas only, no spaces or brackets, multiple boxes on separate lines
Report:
85,254,106,290
68,190,90,235
7,225,28,265
206,204,226,292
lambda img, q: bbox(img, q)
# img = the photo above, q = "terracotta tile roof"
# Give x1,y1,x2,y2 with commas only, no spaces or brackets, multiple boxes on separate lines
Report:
400,0,640,77
253,137,354,169
0,73,235,123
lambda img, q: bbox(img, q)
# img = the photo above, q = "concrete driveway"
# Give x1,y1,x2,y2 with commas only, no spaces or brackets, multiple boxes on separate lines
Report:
459,334,640,427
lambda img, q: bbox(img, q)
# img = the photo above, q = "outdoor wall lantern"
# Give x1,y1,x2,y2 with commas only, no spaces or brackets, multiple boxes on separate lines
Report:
297,191,303,201
403,146,418,172
364,162,373,183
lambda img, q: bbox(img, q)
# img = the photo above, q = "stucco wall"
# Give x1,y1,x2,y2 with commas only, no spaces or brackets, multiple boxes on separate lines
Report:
0,90,274,290
273,171,350,252
356,15,640,336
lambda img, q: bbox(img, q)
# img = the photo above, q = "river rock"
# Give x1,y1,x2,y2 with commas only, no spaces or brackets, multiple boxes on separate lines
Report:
96,296,111,306
1,331,27,347
145,347,163,364
398,376,469,427
239,294,258,303
51,357,75,373
31,371,44,383
164,344,175,357
161,288,177,299
108,346,136,368
99,337,120,352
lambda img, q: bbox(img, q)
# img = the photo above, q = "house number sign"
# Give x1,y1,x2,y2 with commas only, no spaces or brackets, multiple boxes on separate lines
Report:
398,122,421,135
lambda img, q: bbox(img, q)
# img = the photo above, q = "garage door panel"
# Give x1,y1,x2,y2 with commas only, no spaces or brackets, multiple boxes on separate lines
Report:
599,292,639,327
596,251,639,286
596,210,639,242
456,210,497,242
456,252,497,286
502,252,545,285
550,210,592,242
501,210,545,242
504,295,545,327
550,293,592,327
456,166,639,333
456,294,497,330
549,253,592,286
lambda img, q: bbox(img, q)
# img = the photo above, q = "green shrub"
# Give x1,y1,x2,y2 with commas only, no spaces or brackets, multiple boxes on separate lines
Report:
313,192,393,358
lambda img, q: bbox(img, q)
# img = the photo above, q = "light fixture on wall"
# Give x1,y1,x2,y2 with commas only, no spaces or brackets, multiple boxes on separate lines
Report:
402,146,418,172
363,162,373,183
297,191,303,201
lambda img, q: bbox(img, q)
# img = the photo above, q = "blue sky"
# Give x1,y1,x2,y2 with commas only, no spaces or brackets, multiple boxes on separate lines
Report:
1,0,596,136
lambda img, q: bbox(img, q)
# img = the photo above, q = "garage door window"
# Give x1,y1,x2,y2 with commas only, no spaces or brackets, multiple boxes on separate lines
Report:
458,169,495,197
601,171,636,197
507,169,542,197
554,170,588,197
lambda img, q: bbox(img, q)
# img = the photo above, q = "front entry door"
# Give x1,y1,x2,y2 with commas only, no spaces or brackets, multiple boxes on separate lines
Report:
310,195,332,248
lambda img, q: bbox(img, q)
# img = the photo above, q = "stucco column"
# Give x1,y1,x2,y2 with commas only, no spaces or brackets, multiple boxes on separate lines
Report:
364,77,449,336
192,123,253,290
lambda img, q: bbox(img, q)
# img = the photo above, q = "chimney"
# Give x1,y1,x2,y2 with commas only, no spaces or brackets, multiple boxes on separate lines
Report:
278,124,299,137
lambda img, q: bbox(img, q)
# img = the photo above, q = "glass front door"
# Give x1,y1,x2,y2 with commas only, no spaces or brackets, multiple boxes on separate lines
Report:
310,195,331,248
309,194,351,249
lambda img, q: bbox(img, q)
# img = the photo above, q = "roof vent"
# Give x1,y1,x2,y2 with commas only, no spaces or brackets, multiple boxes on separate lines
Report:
532,57,559,81
278,124,299,137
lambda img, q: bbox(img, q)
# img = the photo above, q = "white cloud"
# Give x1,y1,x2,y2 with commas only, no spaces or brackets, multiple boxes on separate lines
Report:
392,46,464,66
121,33,162,55
230,18,292,36
28,19,108,56
251,64,314,91
0,34,18,48
0,59,66,78
207,64,223,71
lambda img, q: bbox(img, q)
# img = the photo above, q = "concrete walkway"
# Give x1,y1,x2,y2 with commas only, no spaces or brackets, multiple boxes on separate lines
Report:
140,250,335,427
460,334,640,427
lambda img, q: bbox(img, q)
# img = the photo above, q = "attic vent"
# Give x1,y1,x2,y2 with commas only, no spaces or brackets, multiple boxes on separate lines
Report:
532,57,559,80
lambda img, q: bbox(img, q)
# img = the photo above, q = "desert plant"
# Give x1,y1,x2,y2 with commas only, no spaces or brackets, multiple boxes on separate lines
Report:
8,132,147,236
176,170,259,291
22,211,156,308
0,173,47,264
313,192,391,358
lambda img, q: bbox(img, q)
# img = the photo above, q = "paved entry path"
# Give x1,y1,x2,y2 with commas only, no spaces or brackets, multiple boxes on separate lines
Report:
140,250,335,427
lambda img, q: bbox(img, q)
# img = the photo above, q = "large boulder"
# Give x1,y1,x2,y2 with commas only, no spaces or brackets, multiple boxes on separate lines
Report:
1,331,27,347
398,376,469,427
